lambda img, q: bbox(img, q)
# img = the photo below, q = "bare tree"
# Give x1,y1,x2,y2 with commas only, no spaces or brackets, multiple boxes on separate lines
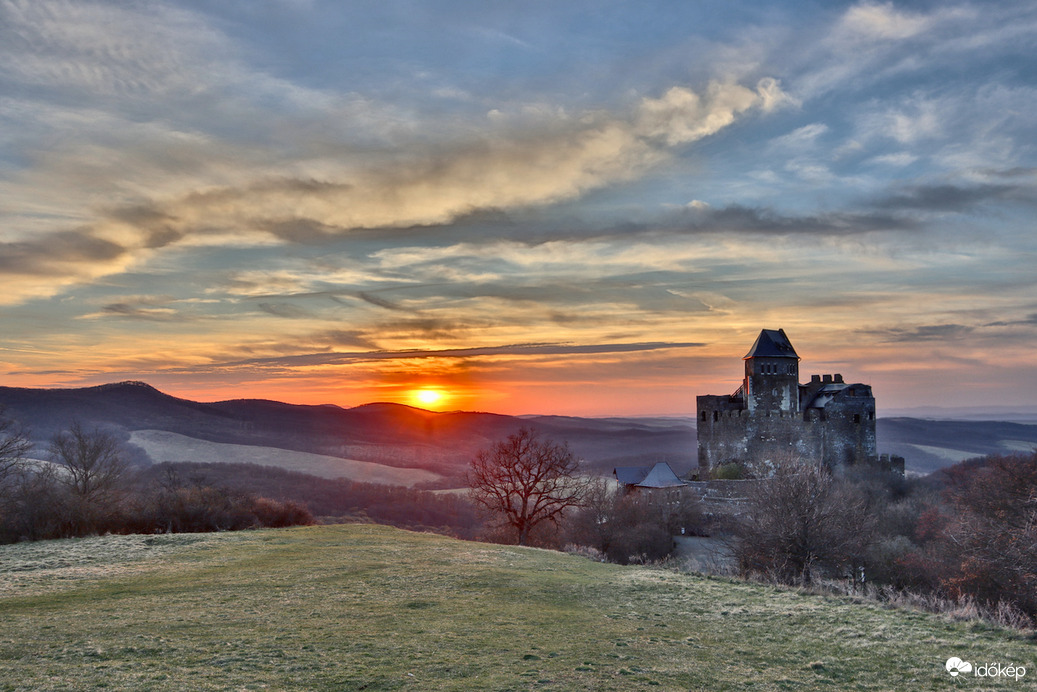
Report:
1,462,64,542
733,460,875,586
0,410,35,540
565,477,621,555
49,421,128,503
468,428,586,546
935,453,1037,616
0,409,32,485
566,481,704,564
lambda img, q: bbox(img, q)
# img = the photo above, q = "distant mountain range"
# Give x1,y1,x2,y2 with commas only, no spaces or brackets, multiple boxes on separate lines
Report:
0,382,697,486
881,405,1037,422
0,381,1033,485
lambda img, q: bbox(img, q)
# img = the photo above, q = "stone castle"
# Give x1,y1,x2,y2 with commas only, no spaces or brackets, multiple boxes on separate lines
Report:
696,329,880,475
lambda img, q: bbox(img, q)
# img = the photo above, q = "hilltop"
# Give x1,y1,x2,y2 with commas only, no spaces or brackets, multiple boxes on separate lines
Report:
0,381,697,485
1,381,1035,484
0,524,1030,690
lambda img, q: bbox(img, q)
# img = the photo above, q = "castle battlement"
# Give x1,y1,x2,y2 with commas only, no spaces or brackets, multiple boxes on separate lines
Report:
696,330,877,473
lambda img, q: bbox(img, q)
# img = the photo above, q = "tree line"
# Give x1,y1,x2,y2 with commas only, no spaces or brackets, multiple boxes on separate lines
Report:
3,409,1032,627
465,428,705,562
722,453,1036,624
0,413,314,543
139,460,481,537
465,427,1037,626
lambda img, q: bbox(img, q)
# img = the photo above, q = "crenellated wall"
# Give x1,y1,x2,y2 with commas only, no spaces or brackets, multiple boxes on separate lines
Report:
696,377,877,473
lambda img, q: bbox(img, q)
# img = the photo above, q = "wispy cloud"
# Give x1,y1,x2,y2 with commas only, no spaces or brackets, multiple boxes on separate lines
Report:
2,1,1036,413
1,68,786,306
871,180,1037,212
835,2,938,42
214,341,705,370
869,324,976,343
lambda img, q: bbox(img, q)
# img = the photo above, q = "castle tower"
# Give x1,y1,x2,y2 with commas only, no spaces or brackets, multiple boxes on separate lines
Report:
742,328,800,414
695,328,881,476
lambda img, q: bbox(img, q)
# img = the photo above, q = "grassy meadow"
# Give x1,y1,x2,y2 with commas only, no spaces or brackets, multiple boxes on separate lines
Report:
0,524,1033,690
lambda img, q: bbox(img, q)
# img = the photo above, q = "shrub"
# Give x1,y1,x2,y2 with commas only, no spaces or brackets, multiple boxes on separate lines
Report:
711,462,744,480
251,497,315,528
732,460,875,586
565,481,703,565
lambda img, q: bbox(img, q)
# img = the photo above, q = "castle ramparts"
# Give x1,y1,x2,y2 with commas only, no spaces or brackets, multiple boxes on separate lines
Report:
696,329,878,475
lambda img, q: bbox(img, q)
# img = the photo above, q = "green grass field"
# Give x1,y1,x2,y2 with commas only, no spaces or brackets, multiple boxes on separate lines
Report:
0,525,1032,690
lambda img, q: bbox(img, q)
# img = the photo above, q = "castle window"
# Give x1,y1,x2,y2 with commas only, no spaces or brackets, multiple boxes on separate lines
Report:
713,411,719,422
853,414,861,424
701,411,707,422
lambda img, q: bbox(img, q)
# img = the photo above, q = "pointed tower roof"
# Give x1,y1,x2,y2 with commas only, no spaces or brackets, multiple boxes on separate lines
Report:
637,462,686,488
744,329,799,359
613,462,686,488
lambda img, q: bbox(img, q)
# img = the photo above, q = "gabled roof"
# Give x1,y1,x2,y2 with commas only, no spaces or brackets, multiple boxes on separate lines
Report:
614,466,650,485
744,328,799,359
639,462,686,488
613,462,686,488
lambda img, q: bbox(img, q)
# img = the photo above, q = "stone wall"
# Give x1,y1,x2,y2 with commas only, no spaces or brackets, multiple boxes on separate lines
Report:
696,392,877,473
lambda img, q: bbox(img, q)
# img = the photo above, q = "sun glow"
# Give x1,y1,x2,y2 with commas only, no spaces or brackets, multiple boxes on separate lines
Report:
413,388,446,408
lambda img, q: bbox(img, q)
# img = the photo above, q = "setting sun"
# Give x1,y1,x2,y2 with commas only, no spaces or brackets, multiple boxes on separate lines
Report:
413,388,446,408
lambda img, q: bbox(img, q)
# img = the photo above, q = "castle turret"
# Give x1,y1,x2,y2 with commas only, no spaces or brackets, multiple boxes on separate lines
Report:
742,328,800,414
696,328,881,475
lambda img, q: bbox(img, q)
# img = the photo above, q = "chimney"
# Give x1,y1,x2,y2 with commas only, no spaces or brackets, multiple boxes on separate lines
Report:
834,374,843,383
811,374,821,383
822,374,832,383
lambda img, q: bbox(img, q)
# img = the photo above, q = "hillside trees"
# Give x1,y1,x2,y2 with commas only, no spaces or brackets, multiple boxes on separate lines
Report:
468,428,587,546
137,465,314,533
0,410,32,485
732,461,875,586
0,410,37,535
0,419,317,543
900,452,1037,617
47,422,131,534
135,462,480,536
566,479,704,564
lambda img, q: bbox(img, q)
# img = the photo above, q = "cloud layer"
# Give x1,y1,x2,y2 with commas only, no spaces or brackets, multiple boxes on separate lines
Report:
1,0,1036,414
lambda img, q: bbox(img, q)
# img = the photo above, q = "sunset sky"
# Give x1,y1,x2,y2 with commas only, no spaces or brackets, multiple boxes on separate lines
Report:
1,0,1036,416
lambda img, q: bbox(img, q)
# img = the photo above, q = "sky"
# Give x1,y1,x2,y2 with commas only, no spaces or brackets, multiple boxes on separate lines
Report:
1,0,1036,416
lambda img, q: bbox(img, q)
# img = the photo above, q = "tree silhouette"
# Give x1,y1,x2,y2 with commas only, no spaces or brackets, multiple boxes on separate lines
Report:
733,460,875,586
467,428,585,546
0,408,32,485
49,421,127,503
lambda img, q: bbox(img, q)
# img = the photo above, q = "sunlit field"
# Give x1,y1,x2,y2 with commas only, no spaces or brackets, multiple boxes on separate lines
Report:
0,525,1032,690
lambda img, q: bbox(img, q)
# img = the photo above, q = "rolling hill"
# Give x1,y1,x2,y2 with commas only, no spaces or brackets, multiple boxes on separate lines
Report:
1,381,1034,484
877,418,1037,475
0,524,1030,690
0,382,697,485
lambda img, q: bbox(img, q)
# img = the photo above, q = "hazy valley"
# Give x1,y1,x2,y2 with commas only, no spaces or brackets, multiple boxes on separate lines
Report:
1,381,1035,486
